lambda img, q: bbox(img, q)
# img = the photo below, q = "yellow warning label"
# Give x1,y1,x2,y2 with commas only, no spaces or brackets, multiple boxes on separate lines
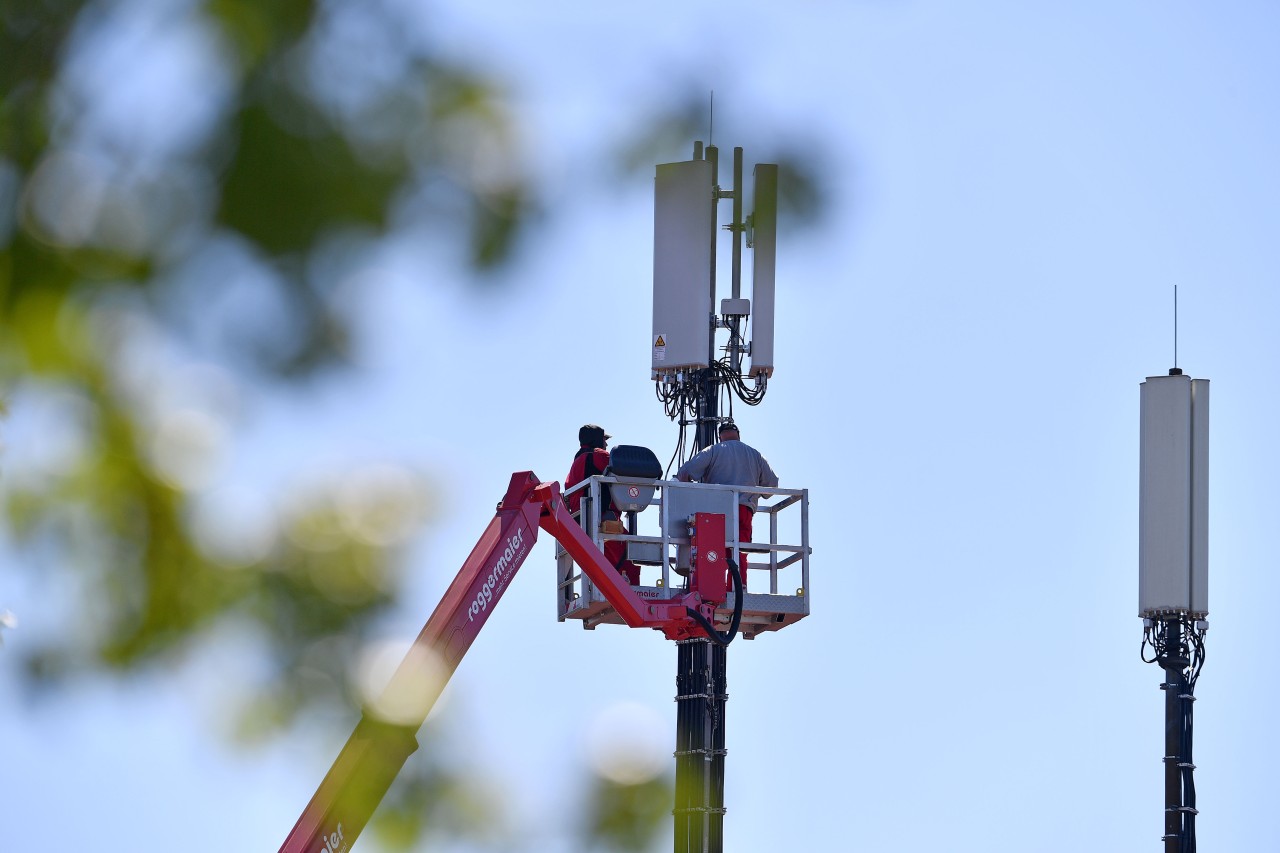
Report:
654,335,666,347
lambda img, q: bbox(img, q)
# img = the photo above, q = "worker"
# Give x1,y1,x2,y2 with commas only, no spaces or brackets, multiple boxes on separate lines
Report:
566,424,640,585
675,420,779,590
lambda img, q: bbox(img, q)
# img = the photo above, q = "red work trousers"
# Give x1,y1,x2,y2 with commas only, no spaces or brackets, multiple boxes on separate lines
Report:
605,540,640,585
728,504,753,591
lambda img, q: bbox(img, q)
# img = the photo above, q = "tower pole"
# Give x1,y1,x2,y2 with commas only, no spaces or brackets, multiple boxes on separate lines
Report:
1139,370,1208,852
674,638,728,853
1158,618,1198,853
674,142,729,853
1161,619,1183,852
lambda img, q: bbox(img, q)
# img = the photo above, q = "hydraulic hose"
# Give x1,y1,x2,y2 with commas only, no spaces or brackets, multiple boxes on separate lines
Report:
686,557,743,646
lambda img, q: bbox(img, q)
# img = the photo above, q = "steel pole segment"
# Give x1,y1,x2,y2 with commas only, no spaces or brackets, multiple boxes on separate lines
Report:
692,367,718,453
708,642,727,852
673,638,728,853
674,639,704,853
1160,618,1195,853
1163,660,1181,852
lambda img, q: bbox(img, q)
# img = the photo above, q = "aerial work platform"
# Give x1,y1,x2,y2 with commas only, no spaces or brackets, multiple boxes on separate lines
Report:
557,472,810,639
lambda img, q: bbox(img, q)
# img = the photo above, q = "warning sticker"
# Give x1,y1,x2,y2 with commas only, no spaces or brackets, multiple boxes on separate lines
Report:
653,334,667,362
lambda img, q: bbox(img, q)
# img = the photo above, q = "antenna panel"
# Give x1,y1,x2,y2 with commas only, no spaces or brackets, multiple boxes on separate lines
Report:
653,160,714,373
748,164,777,378
1138,374,1209,617
1190,378,1209,614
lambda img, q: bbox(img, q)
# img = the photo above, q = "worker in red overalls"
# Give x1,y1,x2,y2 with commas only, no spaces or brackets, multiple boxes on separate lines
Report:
565,424,641,584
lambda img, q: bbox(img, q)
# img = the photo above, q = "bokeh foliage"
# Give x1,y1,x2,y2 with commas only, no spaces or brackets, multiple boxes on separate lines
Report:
582,776,672,853
2,0,528,700
1,0,538,847
2,1,820,848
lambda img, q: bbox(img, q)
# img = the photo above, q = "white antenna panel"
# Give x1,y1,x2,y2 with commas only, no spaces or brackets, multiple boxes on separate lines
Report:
652,160,714,373
749,164,777,379
1138,374,1209,618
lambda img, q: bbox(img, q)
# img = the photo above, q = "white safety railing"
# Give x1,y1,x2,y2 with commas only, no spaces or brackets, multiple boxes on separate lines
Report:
556,476,810,639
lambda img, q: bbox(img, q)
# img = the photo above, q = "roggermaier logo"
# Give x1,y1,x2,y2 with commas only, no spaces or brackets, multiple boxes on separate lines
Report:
467,527,526,622
317,822,345,853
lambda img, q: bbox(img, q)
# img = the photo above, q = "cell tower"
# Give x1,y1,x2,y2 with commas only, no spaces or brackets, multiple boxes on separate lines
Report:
655,141,777,853
1138,368,1209,852
553,138,806,853
278,142,808,853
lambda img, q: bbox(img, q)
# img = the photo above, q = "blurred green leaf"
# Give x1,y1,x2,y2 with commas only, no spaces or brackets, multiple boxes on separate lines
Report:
216,103,404,253
582,774,673,853
370,745,515,851
0,6,520,834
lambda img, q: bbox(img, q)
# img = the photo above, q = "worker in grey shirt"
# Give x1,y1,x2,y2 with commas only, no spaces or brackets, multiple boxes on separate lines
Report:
676,421,778,588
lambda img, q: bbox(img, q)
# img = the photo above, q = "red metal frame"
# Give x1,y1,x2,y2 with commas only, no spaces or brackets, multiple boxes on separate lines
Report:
278,472,728,853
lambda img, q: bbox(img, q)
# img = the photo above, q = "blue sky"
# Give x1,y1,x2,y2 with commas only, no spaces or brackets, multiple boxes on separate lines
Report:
5,2,1280,851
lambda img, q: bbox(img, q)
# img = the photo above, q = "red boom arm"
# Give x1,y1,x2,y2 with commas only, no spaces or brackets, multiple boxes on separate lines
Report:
279,472,729,853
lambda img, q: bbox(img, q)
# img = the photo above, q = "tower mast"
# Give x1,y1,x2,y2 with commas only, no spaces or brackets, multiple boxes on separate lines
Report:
653,138,778,853
1138,367,1209,851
